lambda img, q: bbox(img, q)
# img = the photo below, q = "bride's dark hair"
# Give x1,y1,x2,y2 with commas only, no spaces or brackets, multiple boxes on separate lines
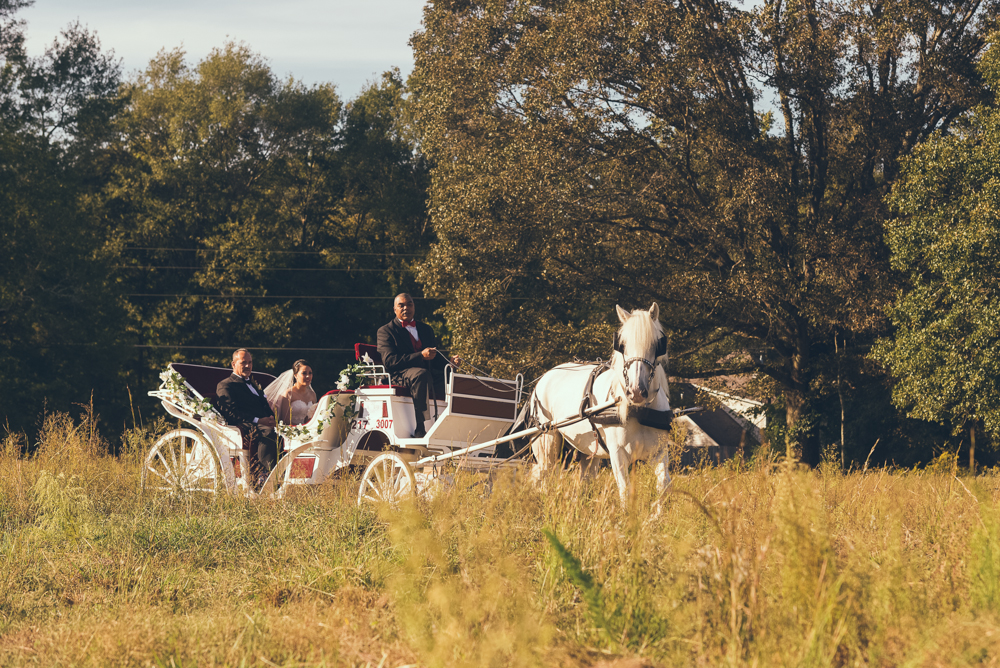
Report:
293,359,310,376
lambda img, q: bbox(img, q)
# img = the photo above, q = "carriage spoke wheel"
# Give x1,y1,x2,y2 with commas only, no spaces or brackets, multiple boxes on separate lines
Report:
357,452,417,507
141,428,220,496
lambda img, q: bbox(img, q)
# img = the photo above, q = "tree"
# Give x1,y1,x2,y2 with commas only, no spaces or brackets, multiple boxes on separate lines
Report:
0,12,127,436
873,37,1000,468
409,0,998,463
105,48,432,411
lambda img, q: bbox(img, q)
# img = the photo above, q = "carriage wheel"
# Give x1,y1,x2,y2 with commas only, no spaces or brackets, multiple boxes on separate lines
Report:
141,428,220,496
357,452,417,507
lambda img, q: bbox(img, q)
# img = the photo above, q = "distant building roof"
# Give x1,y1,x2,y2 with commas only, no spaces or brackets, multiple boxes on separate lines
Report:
674,382,766,465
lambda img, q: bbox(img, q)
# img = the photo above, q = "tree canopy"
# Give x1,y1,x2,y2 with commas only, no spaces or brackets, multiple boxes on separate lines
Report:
874,38,1000,445
3,0,999,466
103,47,432,424
1,2,432,438
0,15,126,431
410,0,998,462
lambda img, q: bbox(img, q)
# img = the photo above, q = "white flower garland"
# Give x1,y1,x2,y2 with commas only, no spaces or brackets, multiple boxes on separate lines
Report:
276,401,338,442
151,368,226,426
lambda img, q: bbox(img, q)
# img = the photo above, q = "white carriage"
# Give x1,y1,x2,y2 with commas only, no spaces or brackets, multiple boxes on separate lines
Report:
144,344,558,504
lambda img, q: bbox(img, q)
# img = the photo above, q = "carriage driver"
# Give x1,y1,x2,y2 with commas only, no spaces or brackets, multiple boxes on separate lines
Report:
216,348,279,489
377,293,461,438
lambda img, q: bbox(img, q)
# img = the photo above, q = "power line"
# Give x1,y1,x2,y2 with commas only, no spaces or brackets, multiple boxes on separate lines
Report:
124,294,449,299
123,247,426,257
134,345,357,351
115,266,409,272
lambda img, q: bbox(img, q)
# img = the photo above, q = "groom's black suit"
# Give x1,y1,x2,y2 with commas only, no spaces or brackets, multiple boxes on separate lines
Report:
216,373,277,481
377,319,448,431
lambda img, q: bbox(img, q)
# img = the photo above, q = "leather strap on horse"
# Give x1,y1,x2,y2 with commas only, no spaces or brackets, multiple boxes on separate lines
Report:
578,363,617,454
589,417,609,454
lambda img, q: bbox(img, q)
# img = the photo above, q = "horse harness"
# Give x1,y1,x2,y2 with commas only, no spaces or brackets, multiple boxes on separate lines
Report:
578,361,618,454
577,346,675,453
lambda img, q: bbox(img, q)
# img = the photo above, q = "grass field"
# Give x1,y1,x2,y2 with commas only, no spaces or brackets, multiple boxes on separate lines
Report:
3,411,1000,667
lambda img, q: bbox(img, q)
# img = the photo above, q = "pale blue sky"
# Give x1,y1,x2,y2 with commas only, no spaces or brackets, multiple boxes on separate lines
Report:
19,0,426,99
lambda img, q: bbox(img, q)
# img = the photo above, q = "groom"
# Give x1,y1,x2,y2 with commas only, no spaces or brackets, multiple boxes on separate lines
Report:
377,293,461,437
216,348,278,487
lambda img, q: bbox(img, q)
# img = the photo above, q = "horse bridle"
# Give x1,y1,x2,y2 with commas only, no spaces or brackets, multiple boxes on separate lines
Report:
613,332,667,401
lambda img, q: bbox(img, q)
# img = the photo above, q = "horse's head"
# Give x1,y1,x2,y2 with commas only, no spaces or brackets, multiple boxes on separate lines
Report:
613,303,667,406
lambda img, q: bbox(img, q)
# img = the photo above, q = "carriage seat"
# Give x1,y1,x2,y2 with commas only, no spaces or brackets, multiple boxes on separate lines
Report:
167,363,277,400
353,343,411,397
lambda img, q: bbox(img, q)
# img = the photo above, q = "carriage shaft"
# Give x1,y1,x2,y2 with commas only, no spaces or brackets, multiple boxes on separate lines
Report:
414,399,618,466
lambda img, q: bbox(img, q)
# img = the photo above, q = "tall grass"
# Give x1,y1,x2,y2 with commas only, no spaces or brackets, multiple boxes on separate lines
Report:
3,412,1000,666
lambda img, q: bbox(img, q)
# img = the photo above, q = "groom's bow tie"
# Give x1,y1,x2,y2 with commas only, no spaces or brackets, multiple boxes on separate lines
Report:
238,375,261,396
401,320,416,328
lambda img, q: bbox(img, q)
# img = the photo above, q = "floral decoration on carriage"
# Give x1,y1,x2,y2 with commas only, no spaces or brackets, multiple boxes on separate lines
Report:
275,403,340,442
153,368,227,426
337,353,376,391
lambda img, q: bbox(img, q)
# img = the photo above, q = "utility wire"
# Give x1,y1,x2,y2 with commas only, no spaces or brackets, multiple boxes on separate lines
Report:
134,345,357,351
115,266,408,272
124,294,450,299
123,247,425,257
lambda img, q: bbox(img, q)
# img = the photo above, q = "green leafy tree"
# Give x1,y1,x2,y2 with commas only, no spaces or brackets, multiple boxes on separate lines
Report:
873,37,1000,467
410,0,998,463
105,47,431,406
0,10,127,435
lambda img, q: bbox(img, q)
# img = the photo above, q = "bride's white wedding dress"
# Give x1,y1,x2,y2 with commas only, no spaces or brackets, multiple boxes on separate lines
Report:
290,399,316,425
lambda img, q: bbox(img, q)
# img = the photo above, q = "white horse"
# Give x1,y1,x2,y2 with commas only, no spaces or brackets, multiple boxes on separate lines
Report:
529,303,672,504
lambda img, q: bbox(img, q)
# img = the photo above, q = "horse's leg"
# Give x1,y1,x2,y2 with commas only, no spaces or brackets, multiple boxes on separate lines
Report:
530,430,563,486
651,445,671,493
648,444,672,519
607,443,631,507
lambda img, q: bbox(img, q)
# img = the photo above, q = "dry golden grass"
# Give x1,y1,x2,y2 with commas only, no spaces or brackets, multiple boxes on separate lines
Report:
4,413,1000,666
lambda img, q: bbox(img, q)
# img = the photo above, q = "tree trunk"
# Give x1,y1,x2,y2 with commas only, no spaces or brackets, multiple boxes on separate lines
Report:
783,325,820,466
836,334,845,469
784,387,820,466
784,388,805,461
970,424,976,473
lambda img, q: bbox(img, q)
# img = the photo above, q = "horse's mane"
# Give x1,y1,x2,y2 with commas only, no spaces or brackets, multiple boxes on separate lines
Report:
617,308,664,356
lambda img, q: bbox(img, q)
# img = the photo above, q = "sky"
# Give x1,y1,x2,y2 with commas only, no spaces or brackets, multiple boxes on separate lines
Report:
19,0,427,100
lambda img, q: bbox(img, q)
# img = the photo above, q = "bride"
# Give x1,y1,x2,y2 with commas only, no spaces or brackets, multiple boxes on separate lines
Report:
264,359,318,425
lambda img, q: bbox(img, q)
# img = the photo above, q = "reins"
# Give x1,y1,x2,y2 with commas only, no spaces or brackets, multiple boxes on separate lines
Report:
435,347,544,393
